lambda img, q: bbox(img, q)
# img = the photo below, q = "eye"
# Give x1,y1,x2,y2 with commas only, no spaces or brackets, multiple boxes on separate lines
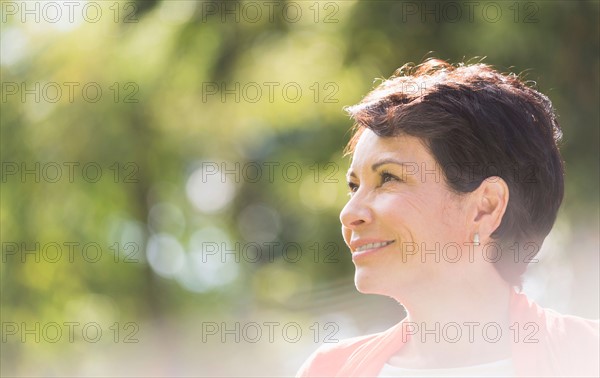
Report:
381,170,401,184
347,181,359,196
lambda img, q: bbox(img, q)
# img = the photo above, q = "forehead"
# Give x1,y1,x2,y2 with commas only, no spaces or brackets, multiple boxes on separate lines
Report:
349,129,432,170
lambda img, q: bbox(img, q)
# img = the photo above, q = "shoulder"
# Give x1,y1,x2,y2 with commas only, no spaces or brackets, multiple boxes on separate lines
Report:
295,331,385,378
513,290,599,341
542,309,599,376
542,307,599,349
512,290,599,376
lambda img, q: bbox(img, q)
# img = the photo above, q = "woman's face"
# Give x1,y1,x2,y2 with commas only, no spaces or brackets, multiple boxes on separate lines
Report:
340,129,472,296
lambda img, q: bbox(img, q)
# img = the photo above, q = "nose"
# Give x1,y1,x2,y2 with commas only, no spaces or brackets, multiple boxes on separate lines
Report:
339,192,372,229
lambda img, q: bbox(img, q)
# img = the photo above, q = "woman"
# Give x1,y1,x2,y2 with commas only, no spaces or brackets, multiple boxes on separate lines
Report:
297,59,599,377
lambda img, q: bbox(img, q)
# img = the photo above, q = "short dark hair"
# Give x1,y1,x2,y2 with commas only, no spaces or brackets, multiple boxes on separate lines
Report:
344,58,564,287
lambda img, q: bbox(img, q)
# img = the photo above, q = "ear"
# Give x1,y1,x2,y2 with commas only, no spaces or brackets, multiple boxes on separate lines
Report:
470,176,510,241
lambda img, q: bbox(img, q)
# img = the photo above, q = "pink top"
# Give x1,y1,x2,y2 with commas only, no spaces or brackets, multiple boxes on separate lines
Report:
296,289,599,377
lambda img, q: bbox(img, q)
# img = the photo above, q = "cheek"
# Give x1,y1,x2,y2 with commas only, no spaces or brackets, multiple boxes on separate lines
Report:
372,193,435,235
393,190,440,217
373,193,416,219
342,226,351,245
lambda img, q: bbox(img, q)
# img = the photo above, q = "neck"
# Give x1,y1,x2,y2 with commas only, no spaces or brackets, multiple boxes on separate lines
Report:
390,265,513,368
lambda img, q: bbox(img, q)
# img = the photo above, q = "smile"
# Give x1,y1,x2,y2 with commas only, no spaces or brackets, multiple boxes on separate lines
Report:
354,240,395,252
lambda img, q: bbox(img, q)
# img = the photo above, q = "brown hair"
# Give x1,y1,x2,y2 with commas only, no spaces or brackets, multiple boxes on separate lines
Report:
344,58,564,287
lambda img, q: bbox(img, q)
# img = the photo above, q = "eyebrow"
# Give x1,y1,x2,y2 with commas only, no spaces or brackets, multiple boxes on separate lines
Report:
347,158,410,178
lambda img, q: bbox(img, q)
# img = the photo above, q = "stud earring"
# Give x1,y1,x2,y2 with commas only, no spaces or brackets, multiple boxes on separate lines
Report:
473,233,480,246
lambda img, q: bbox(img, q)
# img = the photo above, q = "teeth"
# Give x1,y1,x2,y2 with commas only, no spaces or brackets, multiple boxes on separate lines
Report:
354,240,394,252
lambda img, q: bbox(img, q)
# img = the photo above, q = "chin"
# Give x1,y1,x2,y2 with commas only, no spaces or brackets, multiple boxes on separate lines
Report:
354,268,383,295
354,265,411,299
